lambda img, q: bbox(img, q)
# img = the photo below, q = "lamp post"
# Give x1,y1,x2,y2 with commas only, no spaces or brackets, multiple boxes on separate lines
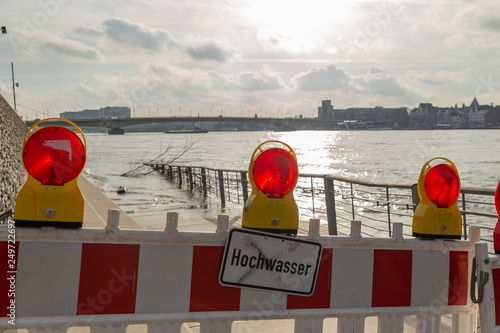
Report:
1,27,19,111
11,62,18,111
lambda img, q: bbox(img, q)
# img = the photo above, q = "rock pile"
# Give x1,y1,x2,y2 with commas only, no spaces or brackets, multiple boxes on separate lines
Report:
0,93,27,221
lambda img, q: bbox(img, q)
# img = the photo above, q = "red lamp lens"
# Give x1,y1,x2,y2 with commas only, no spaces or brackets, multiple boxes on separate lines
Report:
23,126,86,185
252,148,298,198
424,164,459,208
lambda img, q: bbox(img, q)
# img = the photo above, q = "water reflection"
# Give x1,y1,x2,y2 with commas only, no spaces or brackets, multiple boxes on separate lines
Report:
83,130,500,232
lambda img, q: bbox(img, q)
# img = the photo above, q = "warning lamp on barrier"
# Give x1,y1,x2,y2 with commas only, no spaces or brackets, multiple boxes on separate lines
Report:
412,157,462,239
493,181,500,253
242,140,299,234
14,118,86,228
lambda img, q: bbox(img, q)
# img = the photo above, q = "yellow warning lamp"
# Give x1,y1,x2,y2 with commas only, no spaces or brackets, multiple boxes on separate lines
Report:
412,157,462,239
14,118,87,228
242,140,299,234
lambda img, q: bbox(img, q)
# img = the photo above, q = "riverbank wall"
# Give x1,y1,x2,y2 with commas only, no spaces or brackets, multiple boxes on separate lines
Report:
0,93,27,220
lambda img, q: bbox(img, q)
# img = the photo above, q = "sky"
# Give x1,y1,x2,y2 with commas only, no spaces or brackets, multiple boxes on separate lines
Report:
1,0,500,119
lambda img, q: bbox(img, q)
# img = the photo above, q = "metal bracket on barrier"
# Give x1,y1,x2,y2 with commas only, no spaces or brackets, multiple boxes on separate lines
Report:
471,256,489,303
0,210,13,221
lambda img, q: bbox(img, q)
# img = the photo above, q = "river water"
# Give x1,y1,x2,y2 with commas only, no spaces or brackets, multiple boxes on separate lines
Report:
82,129,500,229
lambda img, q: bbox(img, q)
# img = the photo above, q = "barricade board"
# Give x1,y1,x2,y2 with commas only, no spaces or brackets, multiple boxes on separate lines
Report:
0,238,472,317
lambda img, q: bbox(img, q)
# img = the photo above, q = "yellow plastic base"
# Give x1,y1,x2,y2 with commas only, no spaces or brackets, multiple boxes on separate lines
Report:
242,192,298,235
412,204,462,239
14,175,84,228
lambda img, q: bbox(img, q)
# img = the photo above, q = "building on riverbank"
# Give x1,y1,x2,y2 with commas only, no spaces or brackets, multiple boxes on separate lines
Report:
60,106,131,120
317,100,409,128
318,97,500,129
409,97,500,129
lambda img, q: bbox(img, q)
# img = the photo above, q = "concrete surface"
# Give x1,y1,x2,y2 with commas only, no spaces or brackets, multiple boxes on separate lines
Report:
80,175,142,230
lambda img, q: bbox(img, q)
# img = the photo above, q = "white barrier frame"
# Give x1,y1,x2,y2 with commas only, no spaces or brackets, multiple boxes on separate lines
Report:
475,242,500,332
0,210,481,333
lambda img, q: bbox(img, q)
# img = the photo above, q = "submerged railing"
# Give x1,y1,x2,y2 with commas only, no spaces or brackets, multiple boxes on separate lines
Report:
147,163,497,253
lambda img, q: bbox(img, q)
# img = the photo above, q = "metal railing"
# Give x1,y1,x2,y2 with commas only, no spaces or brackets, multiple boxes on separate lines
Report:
147,163,497,252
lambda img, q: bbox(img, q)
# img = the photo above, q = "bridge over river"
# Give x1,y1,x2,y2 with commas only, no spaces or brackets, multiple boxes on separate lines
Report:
25,116,340,132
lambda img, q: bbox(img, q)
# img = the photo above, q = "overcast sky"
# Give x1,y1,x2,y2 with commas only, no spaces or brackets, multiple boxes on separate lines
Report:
1,0,500,119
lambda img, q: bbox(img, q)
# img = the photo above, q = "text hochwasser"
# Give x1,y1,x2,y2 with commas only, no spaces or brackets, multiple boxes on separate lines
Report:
230,248,313,276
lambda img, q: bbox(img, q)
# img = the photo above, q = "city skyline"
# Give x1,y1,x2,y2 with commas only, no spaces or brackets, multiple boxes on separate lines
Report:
1,0,500,120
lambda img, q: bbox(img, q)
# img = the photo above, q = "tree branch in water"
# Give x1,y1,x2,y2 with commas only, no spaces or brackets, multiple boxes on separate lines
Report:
120,137,196,177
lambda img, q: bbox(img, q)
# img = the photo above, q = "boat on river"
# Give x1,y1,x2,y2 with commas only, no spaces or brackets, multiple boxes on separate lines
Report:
108,127,125,135
337,120,369,130
165,127,208,134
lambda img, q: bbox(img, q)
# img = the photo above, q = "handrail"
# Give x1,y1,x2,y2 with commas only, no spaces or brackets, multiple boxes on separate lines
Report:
161,165,497,195
147,163,498,253
324,174,414,189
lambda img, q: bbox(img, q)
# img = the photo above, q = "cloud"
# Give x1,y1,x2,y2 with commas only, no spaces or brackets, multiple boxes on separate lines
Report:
44,38,101,60
457,2,500,33
9,29,101,61
451,2,500,40
293,65,350,91
368,67,386,75
185,37,238,62
407,69,468,86
119,63,218,105
482,16,500,32
256,28,322,54
75,25,104,37
352,68,408,97
238,71,285,91
102,18,177,52
39,83,119,114
209,72,238,90
77,20,238,61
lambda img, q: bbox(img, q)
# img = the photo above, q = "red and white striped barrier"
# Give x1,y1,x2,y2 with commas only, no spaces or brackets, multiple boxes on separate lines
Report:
0,214,480,332
0,242,471,318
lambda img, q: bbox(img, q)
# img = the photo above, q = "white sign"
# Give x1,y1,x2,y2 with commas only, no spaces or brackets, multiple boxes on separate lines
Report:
219,228,322,296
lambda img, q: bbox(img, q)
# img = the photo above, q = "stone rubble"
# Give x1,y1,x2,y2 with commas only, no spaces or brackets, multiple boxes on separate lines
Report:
0,93,27,222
